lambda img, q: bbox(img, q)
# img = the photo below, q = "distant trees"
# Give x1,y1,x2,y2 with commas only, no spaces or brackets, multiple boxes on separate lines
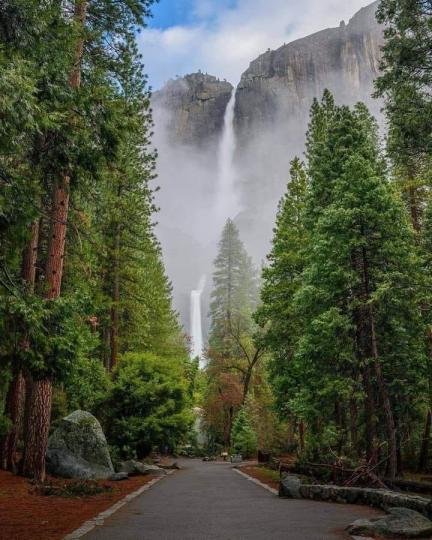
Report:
204,219,264,447
209,218,258,352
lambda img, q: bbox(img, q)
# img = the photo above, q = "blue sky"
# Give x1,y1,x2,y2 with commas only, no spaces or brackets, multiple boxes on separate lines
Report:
140,0,373,90
150,0,196,28
150,0,238,29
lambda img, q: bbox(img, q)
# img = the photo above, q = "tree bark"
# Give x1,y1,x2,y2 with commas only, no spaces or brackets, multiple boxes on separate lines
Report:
110,221,120,370
299,420,305,453
351,246,378,465
408,186,421,235
0,372,25,472
369,305,398,479
362,365,377,465
69,0,88,88
21,379,52,482
353,236,397,477
22,178,70,481
418,409,432,472
349,398,360,457
1,220,39,472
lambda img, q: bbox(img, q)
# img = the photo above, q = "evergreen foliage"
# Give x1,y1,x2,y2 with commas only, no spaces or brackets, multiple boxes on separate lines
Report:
103,353,193,459
258,93,424,475
231,408,258,458
0,0,191,479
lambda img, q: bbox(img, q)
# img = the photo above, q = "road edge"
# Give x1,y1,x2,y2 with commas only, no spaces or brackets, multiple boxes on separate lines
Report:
233,467,278,495
63,470,175,540
234,468,373,540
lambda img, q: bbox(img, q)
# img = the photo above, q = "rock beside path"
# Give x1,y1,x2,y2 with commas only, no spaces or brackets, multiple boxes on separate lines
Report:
279,475,302,499
111,472,129,481
279,475,432,517
46,410,114,480
118,460,167,476
347,507,432,538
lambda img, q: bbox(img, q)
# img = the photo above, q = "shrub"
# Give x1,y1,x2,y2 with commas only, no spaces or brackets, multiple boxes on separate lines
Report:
231,408,258,458
103,352,193,459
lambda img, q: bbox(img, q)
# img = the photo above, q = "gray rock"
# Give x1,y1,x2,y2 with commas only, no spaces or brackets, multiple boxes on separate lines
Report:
279,475,302,499
152,73,233,147
46,410,114,480
110,472,129,481
118,460,167,476
347,507,432,538
161,461,181,470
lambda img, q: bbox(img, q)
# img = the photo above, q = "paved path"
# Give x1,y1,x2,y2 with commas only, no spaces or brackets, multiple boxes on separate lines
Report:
84,459,379,540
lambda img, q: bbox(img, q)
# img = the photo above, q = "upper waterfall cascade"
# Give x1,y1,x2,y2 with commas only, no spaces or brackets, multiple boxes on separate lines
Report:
189,90,240,367
215,89,241,226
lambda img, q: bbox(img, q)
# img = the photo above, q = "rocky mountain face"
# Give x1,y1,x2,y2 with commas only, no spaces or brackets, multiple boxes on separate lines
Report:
235,1,383,138
152,73,233,148
152,1,384,332
232,0,383,260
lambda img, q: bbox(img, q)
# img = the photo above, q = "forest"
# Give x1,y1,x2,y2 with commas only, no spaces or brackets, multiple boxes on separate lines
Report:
1,0,432,490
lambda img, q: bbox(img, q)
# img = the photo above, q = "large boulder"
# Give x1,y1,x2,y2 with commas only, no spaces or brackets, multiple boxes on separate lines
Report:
46,410,114,480
347,507,432,538
279,474,302,499
118,460,167,477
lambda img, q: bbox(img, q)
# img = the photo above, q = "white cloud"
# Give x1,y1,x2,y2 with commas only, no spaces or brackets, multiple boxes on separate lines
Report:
139,0,375,89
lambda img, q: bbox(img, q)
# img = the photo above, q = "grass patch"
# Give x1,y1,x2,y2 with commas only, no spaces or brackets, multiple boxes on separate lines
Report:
254,466,280,482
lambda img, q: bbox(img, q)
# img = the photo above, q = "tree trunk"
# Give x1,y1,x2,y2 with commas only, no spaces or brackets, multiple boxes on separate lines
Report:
354,237,396,477
369,305,398,479
22,178,70,481
69,0,88,89
0,372,26,472
1,220,39,472
21,379,52,482
362,365,377,465
21,220,40,291
242,368,252,404
351,246,378,466
349,398,359,457
110,221,120,371
418,409,432,472
299,420,305,453
408,186,421,235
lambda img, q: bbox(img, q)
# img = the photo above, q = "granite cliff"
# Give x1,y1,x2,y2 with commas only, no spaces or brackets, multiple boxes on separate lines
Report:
152,72,233,148
235,1,383,139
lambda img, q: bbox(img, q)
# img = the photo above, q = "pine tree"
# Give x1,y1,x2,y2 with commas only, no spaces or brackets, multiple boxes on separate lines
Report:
205,220,263,443
375,1,432,232
209,219,258,350
296,98,423,476
255,158,308,419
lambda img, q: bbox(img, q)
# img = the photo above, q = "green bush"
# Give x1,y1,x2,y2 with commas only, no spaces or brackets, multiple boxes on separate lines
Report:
231,408,258,458
103,352,193,459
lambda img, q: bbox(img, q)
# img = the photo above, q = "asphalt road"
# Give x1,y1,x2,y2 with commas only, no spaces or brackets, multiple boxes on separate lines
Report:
84,459,379,540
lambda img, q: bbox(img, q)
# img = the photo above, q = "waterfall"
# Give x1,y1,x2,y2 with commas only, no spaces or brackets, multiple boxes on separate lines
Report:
215,89,240,224
189,91,239,369
190,275,206,367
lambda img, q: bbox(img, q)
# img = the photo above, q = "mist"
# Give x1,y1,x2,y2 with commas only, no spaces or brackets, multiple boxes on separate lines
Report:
151,1,383,345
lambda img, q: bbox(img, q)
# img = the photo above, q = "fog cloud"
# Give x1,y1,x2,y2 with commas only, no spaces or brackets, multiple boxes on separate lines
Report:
140,0,372,89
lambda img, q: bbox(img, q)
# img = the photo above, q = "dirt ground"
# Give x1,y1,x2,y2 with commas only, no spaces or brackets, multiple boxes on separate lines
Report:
240,464,280,490
0,470,157,540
